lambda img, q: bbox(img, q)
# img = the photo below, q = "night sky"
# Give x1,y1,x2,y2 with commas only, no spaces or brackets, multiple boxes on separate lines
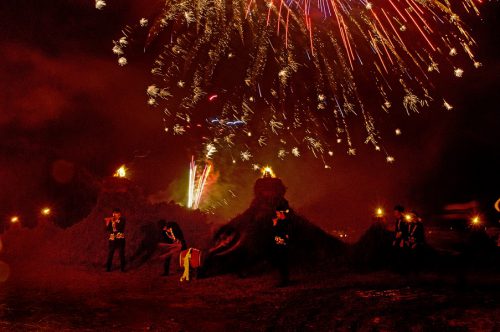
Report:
1,0,499,235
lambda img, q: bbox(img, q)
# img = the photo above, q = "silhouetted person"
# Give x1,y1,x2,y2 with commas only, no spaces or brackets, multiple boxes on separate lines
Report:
408,212,425,250
272,200,291,287
392,205,409,273
408,212,426,272
105,208,126,272
392,205,408,248
158,220,186,276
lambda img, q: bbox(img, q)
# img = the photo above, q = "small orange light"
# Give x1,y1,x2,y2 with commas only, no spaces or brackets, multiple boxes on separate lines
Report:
471,216,480,225
10,216,19,223
41,207,51,216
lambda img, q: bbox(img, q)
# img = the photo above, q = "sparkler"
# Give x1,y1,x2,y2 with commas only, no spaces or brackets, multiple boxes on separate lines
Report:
111,0,484,164
187,156,212,209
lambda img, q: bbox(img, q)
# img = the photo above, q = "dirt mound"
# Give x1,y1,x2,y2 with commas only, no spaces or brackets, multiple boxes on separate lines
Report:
350,223,394,270
201,177,346,276
1,177,213,271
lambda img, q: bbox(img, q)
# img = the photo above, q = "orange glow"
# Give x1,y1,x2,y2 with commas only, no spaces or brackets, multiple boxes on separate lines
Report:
471,215,480,225
41,207,51,216
375,208,384,217
10,216,19,224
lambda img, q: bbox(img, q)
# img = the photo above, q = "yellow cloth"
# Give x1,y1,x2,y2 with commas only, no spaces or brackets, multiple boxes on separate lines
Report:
180,248,192,282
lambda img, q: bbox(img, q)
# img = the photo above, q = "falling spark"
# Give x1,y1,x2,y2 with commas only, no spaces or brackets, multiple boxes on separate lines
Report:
95,0,106,10
118,57,127,66
454,68,464,77
443,100,454,110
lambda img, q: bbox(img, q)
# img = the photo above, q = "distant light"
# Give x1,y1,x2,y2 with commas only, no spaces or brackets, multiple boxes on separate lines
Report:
10,216,19,223
404,214,413,222
395,128,402,136
41,207,51,216
471,215,480,225
113,165,127,178
376,208,384,217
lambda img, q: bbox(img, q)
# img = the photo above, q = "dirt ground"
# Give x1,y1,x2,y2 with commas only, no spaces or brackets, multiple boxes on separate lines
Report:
0,260,499,332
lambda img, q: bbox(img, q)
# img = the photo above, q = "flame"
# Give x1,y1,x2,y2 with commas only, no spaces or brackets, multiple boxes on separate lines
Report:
376,208,384,217
261,166,275,178
41,207,51,216
114,165,127,178
10,216,19,223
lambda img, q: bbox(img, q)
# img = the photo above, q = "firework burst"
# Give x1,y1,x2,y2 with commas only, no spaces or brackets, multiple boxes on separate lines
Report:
110,0,483,165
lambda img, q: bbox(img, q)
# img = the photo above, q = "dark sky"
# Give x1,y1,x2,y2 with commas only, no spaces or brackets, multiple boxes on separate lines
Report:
0,0,499,235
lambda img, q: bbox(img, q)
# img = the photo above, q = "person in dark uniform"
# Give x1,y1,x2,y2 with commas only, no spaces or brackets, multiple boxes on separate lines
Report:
158,220,187,276
272,200,291,287
105,208,126,272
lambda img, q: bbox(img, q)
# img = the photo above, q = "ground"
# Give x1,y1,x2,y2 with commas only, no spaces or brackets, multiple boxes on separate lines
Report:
1,261,499,331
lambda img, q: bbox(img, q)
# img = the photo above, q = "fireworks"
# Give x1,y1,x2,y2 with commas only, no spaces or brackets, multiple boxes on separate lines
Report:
112,0,483,165
187,156,212,209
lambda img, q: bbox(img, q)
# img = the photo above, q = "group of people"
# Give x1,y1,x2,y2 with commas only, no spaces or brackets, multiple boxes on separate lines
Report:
393,205,425,250
392,205,426,271
104,204,292,287
104,208,187,276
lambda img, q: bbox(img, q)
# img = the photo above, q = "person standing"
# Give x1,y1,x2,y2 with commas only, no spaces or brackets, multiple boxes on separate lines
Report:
272,200,291,287
158,220,186,276
105,208,126,272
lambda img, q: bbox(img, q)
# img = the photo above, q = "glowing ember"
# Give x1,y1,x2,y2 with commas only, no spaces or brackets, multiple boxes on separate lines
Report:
375,208,384,217
10,216,19,223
